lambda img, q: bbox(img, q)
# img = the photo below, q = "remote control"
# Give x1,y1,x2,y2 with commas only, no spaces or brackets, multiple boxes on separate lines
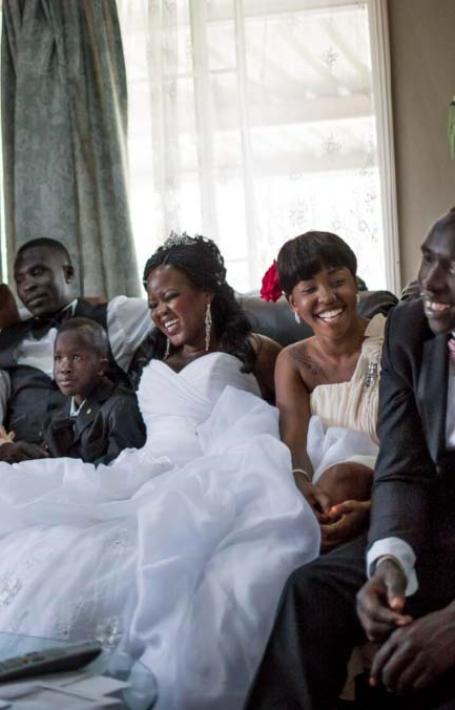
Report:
0,641,103,683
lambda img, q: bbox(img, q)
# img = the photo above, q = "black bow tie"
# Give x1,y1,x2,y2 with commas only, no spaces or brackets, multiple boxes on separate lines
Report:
31,307,73,339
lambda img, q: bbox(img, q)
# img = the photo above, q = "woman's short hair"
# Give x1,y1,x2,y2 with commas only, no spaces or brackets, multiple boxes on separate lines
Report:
277,231,357,296
143,233,256,370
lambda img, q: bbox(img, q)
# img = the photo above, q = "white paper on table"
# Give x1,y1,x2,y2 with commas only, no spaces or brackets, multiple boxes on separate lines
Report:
0,681,41,700
33,670,89,687
58,674,129,696
7,687,121,708
0,672,88,700
0,672,128,705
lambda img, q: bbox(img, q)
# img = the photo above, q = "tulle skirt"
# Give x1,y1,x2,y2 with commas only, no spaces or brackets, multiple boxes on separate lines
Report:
0,388,320,709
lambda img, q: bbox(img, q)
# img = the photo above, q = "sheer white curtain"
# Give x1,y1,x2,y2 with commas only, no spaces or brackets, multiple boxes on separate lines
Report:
118,0,391,292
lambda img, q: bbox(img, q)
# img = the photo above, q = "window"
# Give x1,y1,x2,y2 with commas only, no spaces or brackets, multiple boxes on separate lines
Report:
118,0,398,292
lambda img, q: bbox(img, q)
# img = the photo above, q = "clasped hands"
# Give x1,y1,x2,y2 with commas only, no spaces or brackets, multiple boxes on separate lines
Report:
298,477,370,551
357,558,455,695
302,467,455,695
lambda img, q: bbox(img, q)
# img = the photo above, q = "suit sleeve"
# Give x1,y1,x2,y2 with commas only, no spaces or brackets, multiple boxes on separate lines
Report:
100,395,146,465
368,310,436,558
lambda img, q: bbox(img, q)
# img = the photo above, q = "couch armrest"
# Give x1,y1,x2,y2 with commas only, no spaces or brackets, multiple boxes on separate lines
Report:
357,290,398,318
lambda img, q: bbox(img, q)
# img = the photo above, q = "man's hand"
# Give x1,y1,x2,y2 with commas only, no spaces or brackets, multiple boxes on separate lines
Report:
0,442,49,463
0,426,15,444
356,558,412,642
370,604,455,694
320,500,370,552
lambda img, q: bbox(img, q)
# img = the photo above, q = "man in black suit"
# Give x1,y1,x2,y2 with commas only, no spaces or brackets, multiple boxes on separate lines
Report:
246,208,455,709
0,238,151,459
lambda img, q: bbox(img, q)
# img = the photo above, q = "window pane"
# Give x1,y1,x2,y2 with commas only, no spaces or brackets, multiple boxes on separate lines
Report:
119,0,386,292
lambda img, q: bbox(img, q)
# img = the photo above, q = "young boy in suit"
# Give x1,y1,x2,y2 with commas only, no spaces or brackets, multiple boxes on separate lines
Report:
45,317,146,465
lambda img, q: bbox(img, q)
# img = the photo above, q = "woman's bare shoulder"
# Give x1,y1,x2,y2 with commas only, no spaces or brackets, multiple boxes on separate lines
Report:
277,337,324,385
280,337,317,365
249,334,281,402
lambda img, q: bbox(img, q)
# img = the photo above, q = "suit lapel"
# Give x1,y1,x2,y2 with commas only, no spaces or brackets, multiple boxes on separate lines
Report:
72,379,113,442
72,406,97,443
417,333,448,462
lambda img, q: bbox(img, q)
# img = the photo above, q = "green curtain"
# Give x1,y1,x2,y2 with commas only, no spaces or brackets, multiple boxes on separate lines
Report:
1,0,140,297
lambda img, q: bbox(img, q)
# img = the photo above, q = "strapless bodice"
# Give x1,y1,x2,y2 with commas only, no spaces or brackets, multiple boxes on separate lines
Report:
136,353,261,464
310,314,385,443
138,352,260,421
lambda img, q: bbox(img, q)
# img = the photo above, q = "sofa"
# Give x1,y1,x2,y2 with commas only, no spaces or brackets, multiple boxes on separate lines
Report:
238,290,398,346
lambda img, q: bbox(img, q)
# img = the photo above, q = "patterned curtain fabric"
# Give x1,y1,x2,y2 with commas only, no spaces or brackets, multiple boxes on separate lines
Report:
1,0,141,298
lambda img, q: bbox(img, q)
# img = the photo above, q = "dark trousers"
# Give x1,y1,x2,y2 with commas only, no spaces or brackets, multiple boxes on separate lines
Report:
245,535,455,710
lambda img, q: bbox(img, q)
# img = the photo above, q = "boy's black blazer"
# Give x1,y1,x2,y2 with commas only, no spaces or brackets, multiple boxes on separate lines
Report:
44,378,146,465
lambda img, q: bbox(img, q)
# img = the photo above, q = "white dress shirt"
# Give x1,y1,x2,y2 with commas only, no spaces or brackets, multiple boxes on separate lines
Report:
16,296,151,376
367,355,455,594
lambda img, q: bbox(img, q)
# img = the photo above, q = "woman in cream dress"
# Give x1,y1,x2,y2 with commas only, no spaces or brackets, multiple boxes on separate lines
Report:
272,231,385,551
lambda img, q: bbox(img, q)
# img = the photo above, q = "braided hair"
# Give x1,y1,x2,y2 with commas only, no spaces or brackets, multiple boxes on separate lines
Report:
143,234,256,371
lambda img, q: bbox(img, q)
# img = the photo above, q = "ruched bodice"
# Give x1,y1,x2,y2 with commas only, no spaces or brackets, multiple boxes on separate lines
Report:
136,353,261,465
310,314,385,443
138,352,261,425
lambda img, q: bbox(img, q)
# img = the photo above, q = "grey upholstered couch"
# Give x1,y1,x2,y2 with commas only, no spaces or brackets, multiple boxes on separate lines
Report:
238,290,398,347
127,289,397,387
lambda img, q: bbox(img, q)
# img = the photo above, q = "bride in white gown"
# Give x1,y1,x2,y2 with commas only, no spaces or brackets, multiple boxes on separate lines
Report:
0,235,320,710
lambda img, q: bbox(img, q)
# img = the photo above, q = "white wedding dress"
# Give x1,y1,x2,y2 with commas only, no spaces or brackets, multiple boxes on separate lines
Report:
0,353,320,709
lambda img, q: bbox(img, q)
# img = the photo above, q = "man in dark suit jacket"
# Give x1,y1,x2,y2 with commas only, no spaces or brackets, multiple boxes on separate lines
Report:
0,237,151,458
246,208,455,709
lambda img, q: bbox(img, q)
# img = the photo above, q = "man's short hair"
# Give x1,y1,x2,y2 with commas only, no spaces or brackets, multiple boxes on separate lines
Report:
16,238,72,265
56,317,109,357
430,206,455,235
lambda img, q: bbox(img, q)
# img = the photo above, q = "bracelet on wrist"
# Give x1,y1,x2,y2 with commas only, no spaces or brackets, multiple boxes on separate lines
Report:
292,467,312,483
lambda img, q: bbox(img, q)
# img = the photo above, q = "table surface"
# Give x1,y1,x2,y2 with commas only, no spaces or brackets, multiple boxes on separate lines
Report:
0,632,157,709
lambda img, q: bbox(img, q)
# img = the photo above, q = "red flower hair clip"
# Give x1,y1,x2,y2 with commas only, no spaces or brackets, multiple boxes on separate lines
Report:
260,261,282,302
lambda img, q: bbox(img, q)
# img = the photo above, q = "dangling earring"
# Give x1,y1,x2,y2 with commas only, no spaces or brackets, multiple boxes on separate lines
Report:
205,303,212,352
356,293,360,305
294,311,301,324
164,338,171,360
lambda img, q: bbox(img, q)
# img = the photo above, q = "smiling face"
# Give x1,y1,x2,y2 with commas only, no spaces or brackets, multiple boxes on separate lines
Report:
14,246,74,317
54,331,107,405
146,265,213,352
289,265,358,338
418,221,455,334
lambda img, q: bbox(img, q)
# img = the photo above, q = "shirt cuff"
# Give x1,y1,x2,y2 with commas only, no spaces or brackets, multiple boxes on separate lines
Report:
367,537,418,596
